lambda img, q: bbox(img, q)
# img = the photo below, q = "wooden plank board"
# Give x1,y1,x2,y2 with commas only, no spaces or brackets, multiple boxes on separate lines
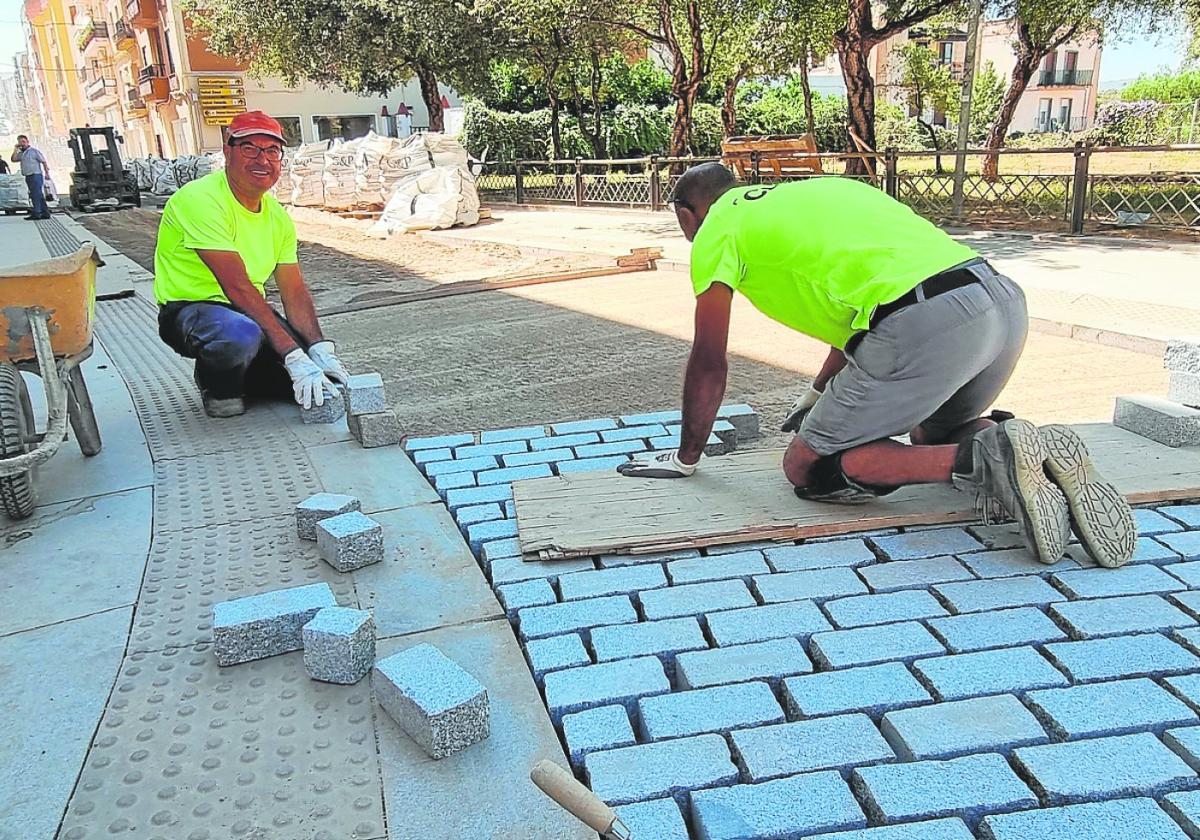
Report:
513,424,1200,560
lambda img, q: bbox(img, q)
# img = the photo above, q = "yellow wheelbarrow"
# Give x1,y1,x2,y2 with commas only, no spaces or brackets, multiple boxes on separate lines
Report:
0,244,103,519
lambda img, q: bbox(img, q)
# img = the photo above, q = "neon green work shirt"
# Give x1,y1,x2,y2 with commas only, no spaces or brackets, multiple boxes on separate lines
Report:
689,178,979,349
154,171,298,305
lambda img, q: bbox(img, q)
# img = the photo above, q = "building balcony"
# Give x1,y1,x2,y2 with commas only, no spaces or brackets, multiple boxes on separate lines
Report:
126,0,157,29
112,19,136,49
1038,68,1094,87
86,75,117,103
125,86,147,115
137,63,168,102
77,20,109,53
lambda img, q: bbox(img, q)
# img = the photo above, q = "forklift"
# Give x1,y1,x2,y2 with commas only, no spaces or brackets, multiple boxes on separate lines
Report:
67,127,141,212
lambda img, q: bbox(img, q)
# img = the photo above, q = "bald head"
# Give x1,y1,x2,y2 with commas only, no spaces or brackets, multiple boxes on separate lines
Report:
670,162,736,241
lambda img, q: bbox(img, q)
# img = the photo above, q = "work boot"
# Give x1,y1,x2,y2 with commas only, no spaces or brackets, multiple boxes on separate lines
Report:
1039,424,1135,568
202,392,245,418
953,419,1070,565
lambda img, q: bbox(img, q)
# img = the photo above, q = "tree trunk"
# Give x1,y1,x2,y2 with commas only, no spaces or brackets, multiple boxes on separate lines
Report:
548,91,563,159
589,50,606,159
670,91,697,158
568,71,604,159
982,54,1038,179
799,46,816,139
721,72,742,137
917,117,943,173
836,32,876,176
416,64,444,133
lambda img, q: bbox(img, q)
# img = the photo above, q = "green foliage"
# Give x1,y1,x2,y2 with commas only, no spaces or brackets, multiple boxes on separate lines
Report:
460,100,553,160
1089,99,1199,144
969,61,1006,143
876,100,930,149
479,61,549,112
603,58,675,108
735,79,850,150
1119,68,1200,103
891,42,960,120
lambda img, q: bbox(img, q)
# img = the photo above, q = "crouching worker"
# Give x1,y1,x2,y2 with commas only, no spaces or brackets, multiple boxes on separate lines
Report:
153,111,348,418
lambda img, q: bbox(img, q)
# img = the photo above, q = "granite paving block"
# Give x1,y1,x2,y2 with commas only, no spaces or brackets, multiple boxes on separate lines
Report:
1139,509,1187,536
639,682,785,740
502,447,576,468
731,713,894,780
691,772,867,840
343,371,386,414
1050,594,1196,639
531,432,601,450
480,425,545,443
708,541,780,556
1162,532,1200,561
295,492,361,541
1166,674,1200,712
667,550,770,585
967,523,1028,551
453,440,530,460
518,595,637,640
411,446,451,466
1045,633,1200,682
1013,732,1199,805
599,549,702,569
765,539,876,572
404,432,475,452
601,424,670,442
557,455,635,474
1165,726,1200,771
302,606,375,684
1162,505,1200,528
575,440,649,459
784,662,932,718
811,621,945,669
1166,562,1200,588
707,601,833,647
431,470,476,495
550,417,617,435
543,656,670,720
871,529,983,561
1053,565,1185,599
445,483,512,513
913,646,1068,701
981,798,1190,840
927,607,1068,653
467,518,519,555
717,403,761,438
585,733,738,805
489,556,595,585
480,537,523,563
561,704,636,767
959,548,1079,578
934,576,1066,614
619,410,682,426
1164,790,1200,839
753,567,869,604
648,432,728,456
860,556,975,592
524,633,590,681
851,753,1037,825
455,502,505,532
300,393,346,424
639,580,756,621
1114,395,1200,448
505,500,515,517
373,643,490,759
824,590,949,629
1027,678,1197,740
212,582,337,666
1171,372,1200,407
590,617,709,666
1165,338,1200,372
477,463,553,486
558,564,668,601
808,819,975,840
614,799,689,840
677,638,811,689
424,455,499,478
316,510,385,572
495,579,556,617
1075,537,1183,566
881,694,1048,760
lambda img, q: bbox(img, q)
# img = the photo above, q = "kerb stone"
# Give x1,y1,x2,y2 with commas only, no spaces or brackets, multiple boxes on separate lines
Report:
344,372,386,415
316,510,384,572
212,582,336,666
1114,395,1200,448
295,492,361,541
302,606,376,684
348,410,401,448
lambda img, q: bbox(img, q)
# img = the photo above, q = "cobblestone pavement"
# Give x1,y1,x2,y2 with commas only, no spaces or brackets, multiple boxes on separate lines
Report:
410,411,1200,839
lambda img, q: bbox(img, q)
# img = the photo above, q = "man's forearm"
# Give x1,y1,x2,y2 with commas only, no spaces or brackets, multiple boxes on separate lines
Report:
812,348,847,391
678,352,728,464
278,285,324,346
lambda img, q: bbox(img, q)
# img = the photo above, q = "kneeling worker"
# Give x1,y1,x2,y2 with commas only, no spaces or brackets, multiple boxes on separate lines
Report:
154,111,348,418
618,163,1135,568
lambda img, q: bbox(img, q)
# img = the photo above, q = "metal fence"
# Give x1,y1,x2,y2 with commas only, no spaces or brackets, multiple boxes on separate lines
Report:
475,144,1200,234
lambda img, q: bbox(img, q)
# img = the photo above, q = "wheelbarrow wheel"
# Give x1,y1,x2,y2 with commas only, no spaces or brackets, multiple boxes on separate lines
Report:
66,365,102,456
0,363,37,519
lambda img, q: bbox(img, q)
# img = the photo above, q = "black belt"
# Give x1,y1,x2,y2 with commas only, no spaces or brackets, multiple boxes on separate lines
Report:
869,258,987,329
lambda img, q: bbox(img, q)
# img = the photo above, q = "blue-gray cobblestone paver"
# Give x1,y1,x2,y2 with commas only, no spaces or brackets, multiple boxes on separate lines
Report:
1164,790,1200,839
1027,678,1197,740
585,733,738,805
467,517,518,554
530,431,601,450
958,548,1080,578
811,621,945,669
639,682,784,740
1160,531,1200,560
1053,565,1186,599
445,483,513,513
1172,591,1200,621
518,595,637,640
1166,673,1200,711
784,662,932,719
967,523,1027,551
980,798,1191,840
764,539,876,572
590,617,708,665
453,440,529,460
619,410,682,426
731,713,895,781
550,417,617,434
1162,505,1200,528
411,446,452,466
598,548,701,569
1165,562,1200,588
677,638,811,689
913,646,1069,701
489,556,594,585
1139,509,1187,535
501,447,576,468
455,502,505,532
851,752,1037,825
524,633,590,681
881,694,1048,760
495,579,556,616
707,541,780,556
690,772,868,840
561,704,636,767
1045,633,1200,683
504,500,515,517
477,463,553,486
576,440,648,459
871,529,983,561
934,576,1067,614
706,601,832,647
666,551,769,585
639,580,756,621
480,425,545,443
927,607,1068,653
557,455,634,474
1049,594,1196,639
543,656,670,721
423,455,499,478
613,798,689,840
431,471,477,495
1164,726,1200,771
404,432,474,451
1013,732,1200,805
860,556,975,592
601,424,670,442
808,818,975,840
753,567,869,604
557,564,667,601
824,589,949,629
1126,537,1184,564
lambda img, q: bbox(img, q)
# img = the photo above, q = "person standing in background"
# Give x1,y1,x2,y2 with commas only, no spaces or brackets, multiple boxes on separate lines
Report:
10,135,51,220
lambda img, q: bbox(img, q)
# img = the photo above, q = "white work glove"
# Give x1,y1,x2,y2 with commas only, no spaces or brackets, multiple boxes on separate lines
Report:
781,386,822,433
306,340,350,386
284,348,337,409
617,450,698,479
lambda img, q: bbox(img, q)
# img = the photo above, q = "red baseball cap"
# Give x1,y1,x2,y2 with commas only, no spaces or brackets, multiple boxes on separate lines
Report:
227,110,285,144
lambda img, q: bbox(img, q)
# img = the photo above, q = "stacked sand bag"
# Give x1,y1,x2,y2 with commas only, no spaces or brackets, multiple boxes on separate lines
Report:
273,148,294,205
370,165,480,236
290,140,329,207
355,132,395,209
321,138,362,211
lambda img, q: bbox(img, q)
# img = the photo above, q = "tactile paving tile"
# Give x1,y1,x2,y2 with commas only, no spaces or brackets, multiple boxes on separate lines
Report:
131,515,359,654
153,447,322,533
57,645,385,840
36,214,83,256
96,297,302,460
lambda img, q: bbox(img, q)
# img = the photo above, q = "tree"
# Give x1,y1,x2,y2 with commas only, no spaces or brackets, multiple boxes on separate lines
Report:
969,60,1005,142
891,42,959,170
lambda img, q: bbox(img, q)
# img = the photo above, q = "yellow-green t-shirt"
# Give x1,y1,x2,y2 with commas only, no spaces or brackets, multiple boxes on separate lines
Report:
154,171,298,305
690,178,979,349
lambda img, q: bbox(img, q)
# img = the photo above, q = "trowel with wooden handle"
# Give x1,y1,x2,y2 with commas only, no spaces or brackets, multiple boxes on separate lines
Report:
530,760,632,839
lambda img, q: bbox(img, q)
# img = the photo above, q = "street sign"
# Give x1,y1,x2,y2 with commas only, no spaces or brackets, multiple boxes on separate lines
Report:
198,75,246,125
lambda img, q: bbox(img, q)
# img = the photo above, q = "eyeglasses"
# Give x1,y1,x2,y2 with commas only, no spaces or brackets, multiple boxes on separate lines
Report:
233,143,284,162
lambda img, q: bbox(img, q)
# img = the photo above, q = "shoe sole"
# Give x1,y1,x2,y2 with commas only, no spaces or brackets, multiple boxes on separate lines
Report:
1000,419,1071,565
1040,424,1136,568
